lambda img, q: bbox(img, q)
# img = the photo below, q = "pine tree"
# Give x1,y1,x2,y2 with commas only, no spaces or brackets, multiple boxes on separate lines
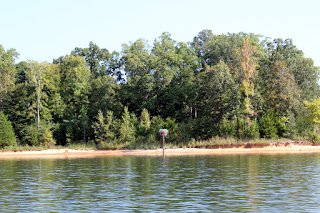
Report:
139,108,151,136
120,107,136,144
0,111,16,147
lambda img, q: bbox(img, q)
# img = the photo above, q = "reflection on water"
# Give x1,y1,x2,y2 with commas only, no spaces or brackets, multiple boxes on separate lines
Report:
1,153,320,212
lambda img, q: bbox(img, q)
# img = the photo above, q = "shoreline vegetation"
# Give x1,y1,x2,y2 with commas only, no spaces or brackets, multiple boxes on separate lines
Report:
1,139,320,159
2,145,320,159
1,30,320,150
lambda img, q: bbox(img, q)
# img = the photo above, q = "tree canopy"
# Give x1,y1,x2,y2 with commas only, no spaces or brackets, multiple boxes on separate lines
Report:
1,30,319,147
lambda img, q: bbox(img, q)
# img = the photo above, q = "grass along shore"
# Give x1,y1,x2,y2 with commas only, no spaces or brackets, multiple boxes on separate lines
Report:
1,137,318,152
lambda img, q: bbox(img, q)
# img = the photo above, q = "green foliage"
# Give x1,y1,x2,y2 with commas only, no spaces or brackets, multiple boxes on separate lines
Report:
88,76,118,119
200,61,240,127
263,38,320,102
119,107,137,145
219,118,237,138
259,110,278,139
0,45,18,109
263,61,300,115
58,55,91,143
245,120,260,139
148,116,165,143
138,108,151,137
304,98,320,132
0,111,16,147
72,41,120,77
30,126,39,146
39,126,56,148
308,131,319,143
92,110,117,148
163,117,180,143
2,30,320,148
276,116,287,137
236,118,260,139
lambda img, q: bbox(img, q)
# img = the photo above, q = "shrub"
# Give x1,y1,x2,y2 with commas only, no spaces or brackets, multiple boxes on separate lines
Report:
119,107,137,145
0,111,17,147
259,110,278,138
138,108,151,136
92,110,117,148
245,120,260,139
39,127,56,148
149,116,164,143
163,117,181,143
308,132,319,143
219,118,237,138
30,126,39,146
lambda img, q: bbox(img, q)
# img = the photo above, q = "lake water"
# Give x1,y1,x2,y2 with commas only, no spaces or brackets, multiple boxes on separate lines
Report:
1,153,320,212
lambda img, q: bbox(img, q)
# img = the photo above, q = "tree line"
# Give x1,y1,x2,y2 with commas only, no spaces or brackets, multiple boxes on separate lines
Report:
0,30,319,148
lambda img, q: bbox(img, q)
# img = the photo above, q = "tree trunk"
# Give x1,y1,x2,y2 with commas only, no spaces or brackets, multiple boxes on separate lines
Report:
37,92,40,130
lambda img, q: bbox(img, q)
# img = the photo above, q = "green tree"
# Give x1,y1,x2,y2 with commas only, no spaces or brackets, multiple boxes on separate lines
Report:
199,61,240,137
259,110,278,138
0,45,18,109
192,31,262,69
88,75,120,132
191,29,214,70
263,38,320,101
92,110,117,147
26,61,62,146
120,39,155,113
72,41,121,77
152,32,178,87
30,126,39,146
138,108,151,137
3,62,34,143
58,55,91,144
119,107,137,145
0,111,16,147
304,98,320,133
5,61,61,145
27,60,47,130
162,42,199,120
264,61,300,115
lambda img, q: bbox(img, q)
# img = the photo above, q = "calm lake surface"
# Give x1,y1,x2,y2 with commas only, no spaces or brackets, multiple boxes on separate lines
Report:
1,153,320,212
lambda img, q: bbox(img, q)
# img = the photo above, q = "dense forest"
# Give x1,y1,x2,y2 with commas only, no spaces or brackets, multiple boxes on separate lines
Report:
0,30,320,148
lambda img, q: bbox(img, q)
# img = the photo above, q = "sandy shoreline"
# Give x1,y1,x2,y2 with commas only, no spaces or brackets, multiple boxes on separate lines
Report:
1,145,320,159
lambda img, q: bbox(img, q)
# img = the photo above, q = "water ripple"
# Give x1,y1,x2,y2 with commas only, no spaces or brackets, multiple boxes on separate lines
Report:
1,154,320,212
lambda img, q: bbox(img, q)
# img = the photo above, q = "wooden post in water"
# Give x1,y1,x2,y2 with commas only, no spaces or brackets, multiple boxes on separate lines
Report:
159,129,169,152
162,133,165,151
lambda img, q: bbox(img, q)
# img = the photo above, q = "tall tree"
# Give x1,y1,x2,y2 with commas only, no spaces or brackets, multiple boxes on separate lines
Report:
27,60,47,130
0,45,18,109
198,61,240,136
162,42,199,120
3,62,34,143
58,55,91,143
263,38,319,101
92,110,117,146
120,107,137,145
120,39,155,113
264,61,300,115
191,29,214,70
238,37,258,126
304,98,320,133
152,32,178,89
0,111,16,147
150,32,184,116
72,42,121,78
